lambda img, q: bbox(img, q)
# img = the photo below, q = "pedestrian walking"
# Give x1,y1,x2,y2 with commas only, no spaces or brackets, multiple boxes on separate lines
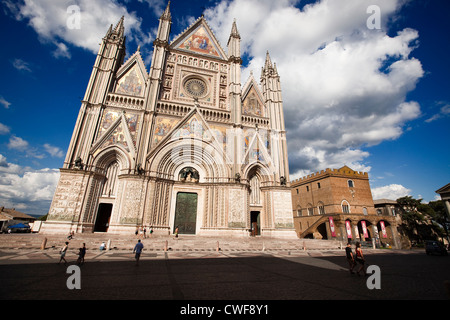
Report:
59,241,69,265
143,226,147,238
77,243,86,265
345,242,355,274
174,226,179,239
355,242,367,276
133,239,144,265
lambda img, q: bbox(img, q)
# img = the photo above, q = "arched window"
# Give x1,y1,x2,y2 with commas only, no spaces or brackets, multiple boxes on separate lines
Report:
341,200,350,213
348,180,354,188
318,202,325,215
307,204,314,216
363,207,368,215
102,160,119,197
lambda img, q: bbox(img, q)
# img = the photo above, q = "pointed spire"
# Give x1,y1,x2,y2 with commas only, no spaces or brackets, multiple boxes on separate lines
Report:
112,16,125,38
106,24,113,37
230,19,240,39
160,1,171,21
273,62,278,75
264,51,273,70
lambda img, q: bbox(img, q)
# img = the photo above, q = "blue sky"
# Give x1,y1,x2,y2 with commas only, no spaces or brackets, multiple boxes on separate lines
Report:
0,0,449,216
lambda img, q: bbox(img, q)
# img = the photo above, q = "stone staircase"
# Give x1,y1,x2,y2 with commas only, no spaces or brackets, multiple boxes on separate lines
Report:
0,233,343,252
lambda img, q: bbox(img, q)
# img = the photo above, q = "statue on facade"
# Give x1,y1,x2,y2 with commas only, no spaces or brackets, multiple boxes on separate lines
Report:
74,157,83,170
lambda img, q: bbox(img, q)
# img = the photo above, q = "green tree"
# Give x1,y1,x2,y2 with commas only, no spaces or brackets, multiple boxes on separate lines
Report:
397,196,427,243
428,200,450,243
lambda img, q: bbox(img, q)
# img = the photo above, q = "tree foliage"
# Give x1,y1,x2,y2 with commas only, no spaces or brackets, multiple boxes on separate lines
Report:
396,196,448,243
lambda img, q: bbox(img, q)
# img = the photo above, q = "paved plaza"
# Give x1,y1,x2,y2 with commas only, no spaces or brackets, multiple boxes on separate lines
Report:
0,236,449,304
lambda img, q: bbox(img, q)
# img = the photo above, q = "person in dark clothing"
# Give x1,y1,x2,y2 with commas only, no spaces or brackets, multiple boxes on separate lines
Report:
77,243,86,265
355,242,367,276
133,239,144,265
345,243,355,274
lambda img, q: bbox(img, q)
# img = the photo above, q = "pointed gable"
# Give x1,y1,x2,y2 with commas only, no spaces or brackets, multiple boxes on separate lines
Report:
171,17,227,60
115,50,148,97
93,110,139,156
148,106,232,164
242,73,265,117
242,129,274,168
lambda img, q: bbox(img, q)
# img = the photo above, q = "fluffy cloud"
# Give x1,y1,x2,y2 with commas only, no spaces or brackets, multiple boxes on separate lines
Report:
205,0,424,178
7,135,29,151
371,184,411,200
43,144,65,158
5,0,148,57
0,154,59,215
0,122,10,135
0,96,11,109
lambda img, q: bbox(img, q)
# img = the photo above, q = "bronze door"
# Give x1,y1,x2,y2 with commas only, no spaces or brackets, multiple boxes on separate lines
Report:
174,192,198,235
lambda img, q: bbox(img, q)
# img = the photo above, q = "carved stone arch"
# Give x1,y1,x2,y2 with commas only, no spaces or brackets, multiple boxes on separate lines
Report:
242,162,273,185
148,139,231,182
92,145,131,174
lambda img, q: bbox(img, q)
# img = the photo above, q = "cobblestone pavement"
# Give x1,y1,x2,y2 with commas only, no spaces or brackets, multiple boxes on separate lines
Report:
1,246,449,303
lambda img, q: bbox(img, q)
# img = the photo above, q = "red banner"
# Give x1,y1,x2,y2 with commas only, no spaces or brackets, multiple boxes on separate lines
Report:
329,217,336,237
345,220,352,238
380,221,388,238
361,220,369,238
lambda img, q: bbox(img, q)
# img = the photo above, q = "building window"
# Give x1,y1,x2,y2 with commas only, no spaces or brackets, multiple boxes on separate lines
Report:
363,207,368,215
307,204,314,216
317,182,321,189
391,207,396,216
318,203,325,215
296,188,299,194
348,180,354,188
342,200,350,213
306,186,309,192
297,209,302,217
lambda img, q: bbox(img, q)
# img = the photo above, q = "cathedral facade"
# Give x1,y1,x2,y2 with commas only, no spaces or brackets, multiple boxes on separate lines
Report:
42,4,295,238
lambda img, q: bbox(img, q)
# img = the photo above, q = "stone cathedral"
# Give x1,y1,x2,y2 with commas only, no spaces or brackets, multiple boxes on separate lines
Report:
42,3,295,238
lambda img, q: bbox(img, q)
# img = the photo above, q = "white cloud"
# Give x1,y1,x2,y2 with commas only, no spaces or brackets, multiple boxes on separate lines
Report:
0,154,60,215
425,102,450,123
371,184,411,200
12,58,32,72
0,96,11,109
6,0,148,57
7,135,29,151
7,136,46,159
0,122,10,134
205,0,424,177
43,143,65,158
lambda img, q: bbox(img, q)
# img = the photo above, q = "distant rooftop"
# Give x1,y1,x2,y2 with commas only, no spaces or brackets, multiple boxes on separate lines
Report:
0,207,36,221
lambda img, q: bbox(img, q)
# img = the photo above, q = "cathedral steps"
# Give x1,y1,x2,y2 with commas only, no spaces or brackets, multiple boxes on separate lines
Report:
0,233,342,252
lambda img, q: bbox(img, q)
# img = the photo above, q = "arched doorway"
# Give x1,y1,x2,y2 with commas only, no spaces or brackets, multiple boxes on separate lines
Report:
316,222,328,240
357,220,372,241
377,220,391,241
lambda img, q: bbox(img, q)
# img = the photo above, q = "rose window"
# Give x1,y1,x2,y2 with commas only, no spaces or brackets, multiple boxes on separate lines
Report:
184,78,207,98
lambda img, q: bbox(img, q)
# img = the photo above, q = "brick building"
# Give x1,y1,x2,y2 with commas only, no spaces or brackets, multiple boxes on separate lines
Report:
291,166,400,248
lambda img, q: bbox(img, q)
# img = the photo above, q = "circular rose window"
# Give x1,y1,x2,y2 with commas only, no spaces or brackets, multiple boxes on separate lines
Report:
184,78,207,98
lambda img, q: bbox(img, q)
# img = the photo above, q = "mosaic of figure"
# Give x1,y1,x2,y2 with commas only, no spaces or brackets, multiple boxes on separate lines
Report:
116,67,143,96
178,26,219,57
